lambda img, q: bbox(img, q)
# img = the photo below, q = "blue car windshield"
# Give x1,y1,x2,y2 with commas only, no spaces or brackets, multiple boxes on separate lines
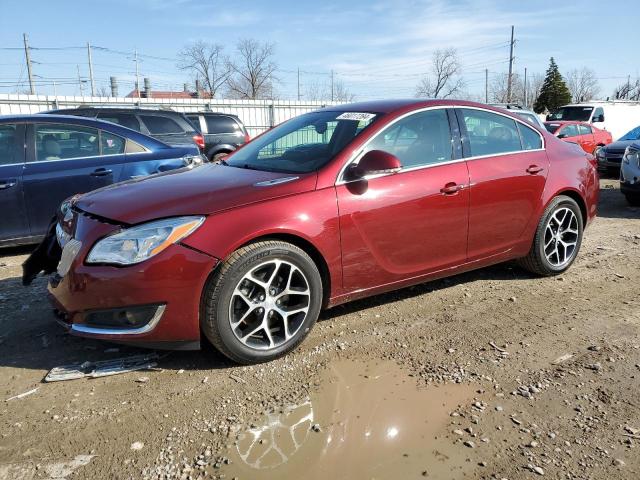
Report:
225,111,379,173
619,126,640,141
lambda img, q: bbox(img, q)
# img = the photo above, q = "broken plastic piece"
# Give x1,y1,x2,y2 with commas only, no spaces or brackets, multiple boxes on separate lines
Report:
44,353,160,382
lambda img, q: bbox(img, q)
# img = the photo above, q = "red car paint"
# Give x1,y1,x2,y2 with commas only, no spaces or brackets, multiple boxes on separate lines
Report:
49,99,599,349
544,120,612,154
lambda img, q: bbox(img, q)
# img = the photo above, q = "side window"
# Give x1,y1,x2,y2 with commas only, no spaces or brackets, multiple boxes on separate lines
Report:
97,113,141,132
139,115,183,134
578,125,592,135
258,121,338,158
593,107,604,120
562,125,579,137
186,115,201,131
205,115,241,135
517,123,543,150
461,109,522,156
101,131,126,155
364,109,452,168
35,124,100,161
0,124,20,165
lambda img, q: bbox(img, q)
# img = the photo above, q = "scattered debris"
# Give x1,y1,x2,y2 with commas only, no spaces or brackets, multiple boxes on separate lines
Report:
229,373,247,384
489,341,507,353
6,387,39,401
131,441,145,450
44,353,160,382
553,353,573,364
136,377,150,383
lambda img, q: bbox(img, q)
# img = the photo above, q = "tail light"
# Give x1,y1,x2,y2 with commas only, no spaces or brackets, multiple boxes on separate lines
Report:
193,134,205,151
243,132,251,144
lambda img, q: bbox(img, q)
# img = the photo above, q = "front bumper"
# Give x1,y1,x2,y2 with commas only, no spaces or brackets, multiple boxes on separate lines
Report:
48,212,218,349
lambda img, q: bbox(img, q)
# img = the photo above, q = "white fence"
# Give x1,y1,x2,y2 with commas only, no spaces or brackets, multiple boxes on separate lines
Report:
0,94,340,137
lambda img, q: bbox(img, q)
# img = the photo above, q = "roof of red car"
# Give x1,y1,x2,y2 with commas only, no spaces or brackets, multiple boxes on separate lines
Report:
322,99,507,115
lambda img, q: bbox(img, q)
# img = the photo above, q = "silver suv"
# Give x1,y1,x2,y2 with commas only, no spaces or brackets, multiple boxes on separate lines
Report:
620,143,640,205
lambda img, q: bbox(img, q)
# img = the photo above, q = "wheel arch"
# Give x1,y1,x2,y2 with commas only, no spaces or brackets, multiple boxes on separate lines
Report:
206,144,236,160
549,188,588,226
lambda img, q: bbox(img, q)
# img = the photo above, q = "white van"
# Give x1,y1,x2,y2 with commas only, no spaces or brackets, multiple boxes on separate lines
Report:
547,101,640,140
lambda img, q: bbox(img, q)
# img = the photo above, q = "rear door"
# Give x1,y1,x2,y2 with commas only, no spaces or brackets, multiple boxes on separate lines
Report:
22,123,125,237
458,108,548,261
577,124,595,153
0,123,29,243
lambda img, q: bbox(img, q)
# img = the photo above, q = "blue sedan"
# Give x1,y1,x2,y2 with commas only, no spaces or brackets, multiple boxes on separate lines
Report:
0,114,203,247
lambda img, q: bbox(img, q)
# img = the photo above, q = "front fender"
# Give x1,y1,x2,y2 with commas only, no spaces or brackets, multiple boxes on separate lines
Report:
181,187,343,299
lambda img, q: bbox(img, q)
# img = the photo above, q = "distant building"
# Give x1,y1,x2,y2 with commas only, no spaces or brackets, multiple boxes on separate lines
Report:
126,82,212,99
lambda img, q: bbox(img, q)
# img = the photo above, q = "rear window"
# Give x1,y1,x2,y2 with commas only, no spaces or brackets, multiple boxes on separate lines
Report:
139,115,184,135
97,113,141,132
205,115,242,134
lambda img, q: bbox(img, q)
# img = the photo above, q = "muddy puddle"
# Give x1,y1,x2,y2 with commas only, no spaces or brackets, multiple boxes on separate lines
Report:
222,360,477,479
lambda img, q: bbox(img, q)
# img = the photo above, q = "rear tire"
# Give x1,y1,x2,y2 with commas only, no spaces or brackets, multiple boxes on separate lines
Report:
518,195,583,276
211,152,230,163
201,241,322,364
624,193,640,206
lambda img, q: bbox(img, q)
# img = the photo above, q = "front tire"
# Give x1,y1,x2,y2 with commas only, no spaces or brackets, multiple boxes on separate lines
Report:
201,241,322,364
518,195,583,276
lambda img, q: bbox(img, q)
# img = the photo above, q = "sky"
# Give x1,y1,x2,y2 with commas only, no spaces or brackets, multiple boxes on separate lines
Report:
0,0,636,101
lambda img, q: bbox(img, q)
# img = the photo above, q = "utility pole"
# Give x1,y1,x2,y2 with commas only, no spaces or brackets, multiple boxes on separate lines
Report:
330,70,334,102
524,67,528,107
506,25,515,104
485,68,489,103
87,42,95,96
23,33,35,95
134,48,140,99
77,65,84,96
297,67,301,101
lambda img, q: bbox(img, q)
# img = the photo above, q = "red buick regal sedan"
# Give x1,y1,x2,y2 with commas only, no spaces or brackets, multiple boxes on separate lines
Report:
48,100,599,364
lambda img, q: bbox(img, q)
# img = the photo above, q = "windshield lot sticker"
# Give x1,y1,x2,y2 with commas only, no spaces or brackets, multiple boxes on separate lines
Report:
337,112,376,121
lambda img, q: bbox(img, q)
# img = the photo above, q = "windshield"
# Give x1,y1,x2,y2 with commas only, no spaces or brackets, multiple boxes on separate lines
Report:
548,106,593,122
225,111,379,173
619,126,640,141
545,123,562,134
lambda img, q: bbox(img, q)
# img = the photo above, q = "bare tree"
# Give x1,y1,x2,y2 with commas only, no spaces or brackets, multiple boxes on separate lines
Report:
415,48,464,99
491,72,544,107
178,41,231,98
566,68,600,102
96,86,111,97
332,79,356,102
614,77,640,101
226,39,277,100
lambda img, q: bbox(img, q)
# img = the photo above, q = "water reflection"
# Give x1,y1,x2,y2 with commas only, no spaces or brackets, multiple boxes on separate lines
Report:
224,360,476,480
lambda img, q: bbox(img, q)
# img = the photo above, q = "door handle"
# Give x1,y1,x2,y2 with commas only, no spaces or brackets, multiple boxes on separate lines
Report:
526,165,544,175
90,168,113,177
0,179,17,190
440,182,463,195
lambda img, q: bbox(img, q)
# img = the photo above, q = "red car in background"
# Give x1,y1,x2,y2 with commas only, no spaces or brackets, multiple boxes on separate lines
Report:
544,121,612,154
44,100,599,364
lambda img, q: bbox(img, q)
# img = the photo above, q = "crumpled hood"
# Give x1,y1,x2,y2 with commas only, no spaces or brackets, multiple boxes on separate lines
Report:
75,164,317,225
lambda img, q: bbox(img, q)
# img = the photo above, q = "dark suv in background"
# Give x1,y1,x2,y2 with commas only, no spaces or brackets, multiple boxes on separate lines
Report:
185,112,250,162
46,107,205,152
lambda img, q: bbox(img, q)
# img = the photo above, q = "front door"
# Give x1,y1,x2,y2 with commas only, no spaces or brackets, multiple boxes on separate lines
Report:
337,108,469,292
457,108,549,261
0,123,29,243
22,123,125,237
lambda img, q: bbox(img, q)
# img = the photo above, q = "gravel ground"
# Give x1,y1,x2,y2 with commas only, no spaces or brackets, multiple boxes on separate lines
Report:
0,177,639,480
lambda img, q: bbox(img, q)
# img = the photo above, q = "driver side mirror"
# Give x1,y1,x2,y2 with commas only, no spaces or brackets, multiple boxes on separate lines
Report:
593,114,604,123
557,133,568,139
345,150,402,181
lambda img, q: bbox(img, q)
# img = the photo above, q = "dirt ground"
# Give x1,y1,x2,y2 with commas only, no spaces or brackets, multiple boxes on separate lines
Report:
1,177,639,480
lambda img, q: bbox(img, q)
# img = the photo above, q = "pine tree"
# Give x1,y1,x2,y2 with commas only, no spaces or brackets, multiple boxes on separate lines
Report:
533,58,572,113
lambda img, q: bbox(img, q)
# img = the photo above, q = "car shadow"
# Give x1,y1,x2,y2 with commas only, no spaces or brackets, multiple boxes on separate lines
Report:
596,182,640,220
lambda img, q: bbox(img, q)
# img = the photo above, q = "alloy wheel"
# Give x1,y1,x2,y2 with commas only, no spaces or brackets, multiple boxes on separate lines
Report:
229,259,311,350
543,207,579,267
